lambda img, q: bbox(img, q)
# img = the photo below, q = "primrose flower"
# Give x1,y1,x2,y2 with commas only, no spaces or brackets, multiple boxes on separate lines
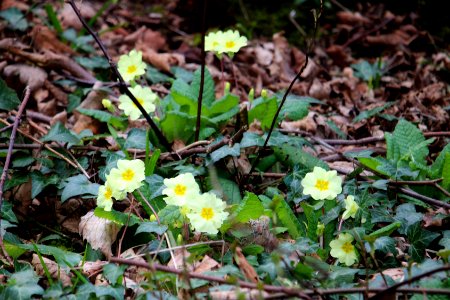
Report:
118,85,157,120
108,159,145,193
330,233,358,266
205,31,222,53
162,173,200,207
117,49,146,82
97,181,126,211
186,192,229,235
342,195,359,220
218,30,247,55
301,167,342,200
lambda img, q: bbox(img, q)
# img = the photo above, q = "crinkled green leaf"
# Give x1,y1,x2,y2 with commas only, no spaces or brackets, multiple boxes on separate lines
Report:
76,108,127,130
233,192,264,223
273,194,302,239
248,96,278,130
61,174,100,202
192,67,215,107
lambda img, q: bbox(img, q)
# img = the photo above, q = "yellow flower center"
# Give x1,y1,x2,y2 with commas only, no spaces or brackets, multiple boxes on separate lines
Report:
104,186,112,199
225,41,235,49
315,179,329,191
122,169,135,181
341,242,354,254
200,207,214,220
174,184,187,196
127,65,137,74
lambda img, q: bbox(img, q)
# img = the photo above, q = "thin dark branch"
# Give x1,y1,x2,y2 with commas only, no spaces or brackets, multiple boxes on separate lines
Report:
397,187,450,209
66,0,172,151
248,0,323,175
194,0,207,142
109,256,311,299
0,86,31,265
369,265,450,300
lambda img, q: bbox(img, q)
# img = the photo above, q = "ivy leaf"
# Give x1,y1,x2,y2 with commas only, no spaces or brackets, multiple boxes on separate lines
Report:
102,263,127,285
94,285,125,300
394,203,423,235
16,244,82,267
0,7,29,31
407,223,440,262
124,128,147,149
273,194,302,239
61,174,100,202
40,122,81,147
135,221,168,235
30,171,59,199
210,143,241,163
233,192,264,223
1,201,18,224
3,269,44,300
0,78,21,111
370,236,397,254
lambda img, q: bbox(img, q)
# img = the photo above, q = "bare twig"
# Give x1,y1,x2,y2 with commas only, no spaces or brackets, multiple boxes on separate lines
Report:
66,0,172,151
397,187,450,209
0,86,31,265
109,256,311,299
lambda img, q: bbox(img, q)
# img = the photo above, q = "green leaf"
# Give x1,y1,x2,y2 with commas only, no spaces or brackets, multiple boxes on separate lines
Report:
102,264,127,285
370,236,397,254
146,66,172,84
61,174,100,202
3,241,26,259
242,245,264,256
124,128,147,149
274,144,328,170
0,7,29,31
233,192,264,223
16,244,82,267
158,205,184,227
429,144,450,178
441,152,450,191
12,156,35,168
3,269,44,300
1,220,16,237
407,223,440,262
0,78,20,110
389,119,427,165
135,221,168,235
76,108,127,130
272,194,302,239
364,221,401,242
170,79,197,114
160,111,193,143
74,56,109,70
394,203,423,235
40,122,81,147
94,207,140,226
30,171,59,199
210,143,241,163
192,67,215,107
353,102,394,123
300,202,319,241
206,93,239,117
217,177,242,205
248,96,278,130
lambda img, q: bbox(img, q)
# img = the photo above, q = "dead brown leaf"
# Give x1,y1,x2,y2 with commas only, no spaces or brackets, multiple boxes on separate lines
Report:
234,247,259,283
31,25,76,55
139,47,185,73
60,2,96,30
72,83,107,134
32,254,72,287
3,64,47,92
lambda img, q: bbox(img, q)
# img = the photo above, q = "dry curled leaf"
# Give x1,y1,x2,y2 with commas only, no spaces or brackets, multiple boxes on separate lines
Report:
32,254,72,287
3,64,47,92
79,210,121,257
234,247,259,283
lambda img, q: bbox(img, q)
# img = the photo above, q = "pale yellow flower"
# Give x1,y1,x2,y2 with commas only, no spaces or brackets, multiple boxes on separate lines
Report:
162,173,200,207
118,85,157,120
186,192,229,235
301,167,342,200
97,181,126,211
342,195,359,220
205,31,222,53
217,30,247,55
330,233,358,266
117,49,146,82
108,159,145,193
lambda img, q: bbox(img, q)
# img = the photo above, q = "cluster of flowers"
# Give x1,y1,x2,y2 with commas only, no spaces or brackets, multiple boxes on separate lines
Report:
301,166,360,266
205,30,247,56
97,159,146,211
162,173,229,235
102,50,158,121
